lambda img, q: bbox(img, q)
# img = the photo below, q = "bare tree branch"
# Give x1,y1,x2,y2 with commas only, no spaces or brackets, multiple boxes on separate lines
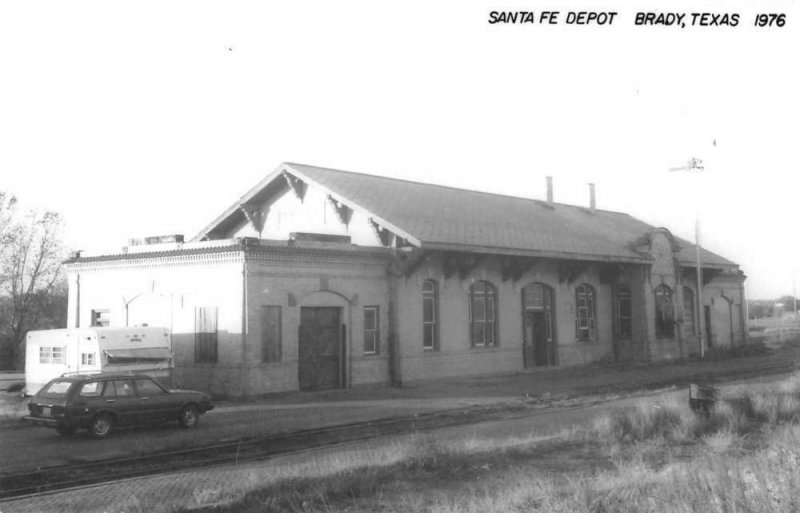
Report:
0,192,66,369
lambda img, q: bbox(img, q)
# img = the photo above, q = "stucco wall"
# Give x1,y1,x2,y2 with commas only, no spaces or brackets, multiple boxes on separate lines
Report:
243,248,391,395
704,277,745,348
66,252,245,396
395,257,630,383
64,239,746,397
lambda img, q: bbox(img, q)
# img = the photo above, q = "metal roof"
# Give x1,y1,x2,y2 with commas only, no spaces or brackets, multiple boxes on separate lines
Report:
281,163,738,268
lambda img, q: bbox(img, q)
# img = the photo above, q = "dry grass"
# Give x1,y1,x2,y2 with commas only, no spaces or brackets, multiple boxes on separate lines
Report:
184,373,800,513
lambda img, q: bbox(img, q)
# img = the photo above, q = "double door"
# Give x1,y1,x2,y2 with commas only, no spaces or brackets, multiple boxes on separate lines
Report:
298,307,344,391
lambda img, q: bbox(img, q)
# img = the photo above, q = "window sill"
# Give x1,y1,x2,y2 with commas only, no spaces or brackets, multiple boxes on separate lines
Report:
469,345,500,352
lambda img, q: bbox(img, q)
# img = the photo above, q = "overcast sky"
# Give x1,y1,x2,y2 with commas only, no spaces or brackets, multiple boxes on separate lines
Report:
1,1,798,299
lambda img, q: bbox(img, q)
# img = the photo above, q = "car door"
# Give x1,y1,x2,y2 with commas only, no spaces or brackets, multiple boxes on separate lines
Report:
133,377,173,422
108,378,140,425
73,379,109,425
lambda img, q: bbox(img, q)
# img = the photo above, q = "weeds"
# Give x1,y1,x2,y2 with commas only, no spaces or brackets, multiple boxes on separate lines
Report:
701,340,771,361
182,374,800,513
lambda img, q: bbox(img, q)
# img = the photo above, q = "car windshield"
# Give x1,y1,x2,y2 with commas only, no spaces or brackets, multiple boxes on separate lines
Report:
38,379,74,398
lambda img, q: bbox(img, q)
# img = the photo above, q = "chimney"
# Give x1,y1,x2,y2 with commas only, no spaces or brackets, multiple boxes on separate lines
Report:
589,183,596,211
546,176,553,203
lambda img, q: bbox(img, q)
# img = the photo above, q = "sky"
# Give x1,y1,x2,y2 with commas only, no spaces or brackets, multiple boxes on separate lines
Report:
1,1,798,300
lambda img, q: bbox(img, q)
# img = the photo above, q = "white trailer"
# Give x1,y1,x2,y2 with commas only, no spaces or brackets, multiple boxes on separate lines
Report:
24,327,172,396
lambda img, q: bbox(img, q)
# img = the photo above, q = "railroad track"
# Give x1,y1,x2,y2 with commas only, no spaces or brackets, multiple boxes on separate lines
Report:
1,356,796,501
0,402,524,500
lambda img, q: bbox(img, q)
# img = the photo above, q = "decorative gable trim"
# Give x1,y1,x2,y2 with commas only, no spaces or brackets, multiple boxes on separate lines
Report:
239,203,267,235
193,163,422,248
286,164,420,247
283,171,307,201
327,195,353,226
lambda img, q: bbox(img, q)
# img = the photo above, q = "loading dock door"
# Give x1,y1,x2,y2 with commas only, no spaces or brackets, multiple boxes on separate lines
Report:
298,307,343,391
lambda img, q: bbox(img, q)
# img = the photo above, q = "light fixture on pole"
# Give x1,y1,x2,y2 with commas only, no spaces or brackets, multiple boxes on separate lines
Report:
669,157,706,358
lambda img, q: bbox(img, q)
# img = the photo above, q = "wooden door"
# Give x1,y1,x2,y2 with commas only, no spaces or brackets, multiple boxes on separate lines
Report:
533,311,551,366
298,307,343,391
522,283,556,368
704,305,713,349
524,310,553,368
523,310,536,368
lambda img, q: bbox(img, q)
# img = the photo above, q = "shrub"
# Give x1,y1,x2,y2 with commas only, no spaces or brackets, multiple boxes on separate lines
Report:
592,401,684,446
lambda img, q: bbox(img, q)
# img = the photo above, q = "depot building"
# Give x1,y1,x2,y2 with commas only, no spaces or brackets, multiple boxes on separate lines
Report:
64,163,748,397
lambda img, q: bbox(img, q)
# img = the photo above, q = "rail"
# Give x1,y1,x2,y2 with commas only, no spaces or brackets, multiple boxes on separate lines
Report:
1,356,796,501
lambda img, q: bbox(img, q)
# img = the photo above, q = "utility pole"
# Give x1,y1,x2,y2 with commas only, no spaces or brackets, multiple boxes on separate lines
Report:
695,217,706,357
670,157,706,357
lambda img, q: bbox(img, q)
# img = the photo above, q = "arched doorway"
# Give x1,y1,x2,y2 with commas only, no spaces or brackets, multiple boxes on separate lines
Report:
521,283,556,368
297,290,350,391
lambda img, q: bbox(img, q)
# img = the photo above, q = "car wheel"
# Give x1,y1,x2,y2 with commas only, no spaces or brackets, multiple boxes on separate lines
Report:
178,404,199,428
90,414,114,438
56,424,77,435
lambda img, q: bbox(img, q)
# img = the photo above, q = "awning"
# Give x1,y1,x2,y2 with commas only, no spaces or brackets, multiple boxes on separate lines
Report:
104,347,172,364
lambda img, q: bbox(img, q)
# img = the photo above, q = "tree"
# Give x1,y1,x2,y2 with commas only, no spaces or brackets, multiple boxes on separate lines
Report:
748,300,774,319
776,295,798,315
0,192,66,369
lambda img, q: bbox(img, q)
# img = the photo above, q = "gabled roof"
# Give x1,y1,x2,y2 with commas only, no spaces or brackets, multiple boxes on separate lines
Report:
194,162,738,268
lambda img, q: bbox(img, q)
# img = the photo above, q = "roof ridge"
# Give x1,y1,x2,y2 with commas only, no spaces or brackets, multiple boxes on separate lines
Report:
284,162,633,217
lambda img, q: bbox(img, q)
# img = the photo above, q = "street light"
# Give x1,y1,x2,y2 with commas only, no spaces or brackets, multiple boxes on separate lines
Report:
670,158,707,358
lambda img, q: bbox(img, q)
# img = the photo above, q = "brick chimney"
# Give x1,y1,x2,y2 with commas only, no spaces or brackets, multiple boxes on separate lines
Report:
546,176,553,203
589,183,596,211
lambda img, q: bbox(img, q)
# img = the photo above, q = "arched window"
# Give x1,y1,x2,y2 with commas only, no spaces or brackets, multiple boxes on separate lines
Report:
655,284,674,338
469,281,497,346
575,284,596,341
423,280,439,350
682,286,695,336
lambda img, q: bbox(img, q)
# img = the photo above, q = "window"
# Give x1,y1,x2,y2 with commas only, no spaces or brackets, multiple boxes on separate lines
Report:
469,281,497,346
39,379,72,397
79,381,104,397
683,286,695,336
91,309,110,327
655,285,675,338
102,381,116,397
111,379,135,397
261,306,283,363
363,306,379,354
423,280,439,350
615,284,632,340
135,378,166,396
575,284,596,341
81,353,96,366
39,346,66,364
195,306,218,363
